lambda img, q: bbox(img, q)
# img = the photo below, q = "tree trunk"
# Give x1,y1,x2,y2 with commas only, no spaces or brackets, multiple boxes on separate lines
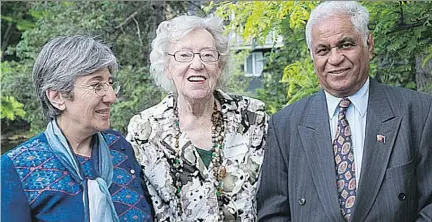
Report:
415,55,432,96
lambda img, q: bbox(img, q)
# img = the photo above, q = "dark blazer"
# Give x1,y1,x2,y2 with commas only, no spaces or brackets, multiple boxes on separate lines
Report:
257,79,432,221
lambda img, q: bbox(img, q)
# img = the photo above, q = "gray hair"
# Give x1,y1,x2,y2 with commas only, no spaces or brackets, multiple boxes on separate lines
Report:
305,1,370,53
32,35,118,120
149,15,230,92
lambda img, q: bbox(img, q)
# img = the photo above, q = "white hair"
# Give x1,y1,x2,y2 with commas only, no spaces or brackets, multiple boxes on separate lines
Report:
149,15,230,92
305,1,370,55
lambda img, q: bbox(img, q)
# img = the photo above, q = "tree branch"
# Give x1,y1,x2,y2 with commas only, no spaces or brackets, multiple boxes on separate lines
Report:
398,1,404,26
391,19,427,33
114,6,147,31
1,23,14,61
133,17,144,48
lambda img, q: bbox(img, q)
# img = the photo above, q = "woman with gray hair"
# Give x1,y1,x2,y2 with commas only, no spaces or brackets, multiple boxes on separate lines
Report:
1,35,153,222
127,15,268,221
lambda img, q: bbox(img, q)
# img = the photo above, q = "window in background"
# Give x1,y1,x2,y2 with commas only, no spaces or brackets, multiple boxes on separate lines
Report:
244,51,264,77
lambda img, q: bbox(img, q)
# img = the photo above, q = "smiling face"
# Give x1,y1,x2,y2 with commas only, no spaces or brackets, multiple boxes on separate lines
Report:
167,28,222,101
311,14,374,97
58,68,116,137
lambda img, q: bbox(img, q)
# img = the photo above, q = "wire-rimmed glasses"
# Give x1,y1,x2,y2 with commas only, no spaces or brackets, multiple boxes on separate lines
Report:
75,82,120,97
167,49,220,63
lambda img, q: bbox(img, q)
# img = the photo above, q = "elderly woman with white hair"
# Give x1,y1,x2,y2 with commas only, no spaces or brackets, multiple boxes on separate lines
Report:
1,35,153,222
127,15,268,221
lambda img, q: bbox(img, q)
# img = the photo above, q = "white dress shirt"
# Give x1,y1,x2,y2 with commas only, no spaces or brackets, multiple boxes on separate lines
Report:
324,78,370,187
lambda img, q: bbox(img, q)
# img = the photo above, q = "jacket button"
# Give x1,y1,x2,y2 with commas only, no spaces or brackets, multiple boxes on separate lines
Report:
298,197,306,205
398,193,406,201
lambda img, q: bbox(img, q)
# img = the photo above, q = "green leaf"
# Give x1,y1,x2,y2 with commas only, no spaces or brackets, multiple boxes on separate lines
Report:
1,96,26,121
1,15,14,22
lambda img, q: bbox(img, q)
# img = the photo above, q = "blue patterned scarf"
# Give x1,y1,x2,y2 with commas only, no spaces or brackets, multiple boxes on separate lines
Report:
44,119,119,222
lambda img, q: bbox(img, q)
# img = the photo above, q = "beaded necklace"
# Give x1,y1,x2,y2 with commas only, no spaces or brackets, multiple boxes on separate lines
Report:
173,99,226,220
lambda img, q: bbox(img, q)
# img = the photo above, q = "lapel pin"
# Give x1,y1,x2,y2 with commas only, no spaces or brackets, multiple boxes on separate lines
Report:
377,135,386,144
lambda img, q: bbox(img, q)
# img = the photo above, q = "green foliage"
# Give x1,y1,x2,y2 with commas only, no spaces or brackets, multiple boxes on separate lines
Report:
1,14,36,31
1,2,38,61
422,45,432,68
255,51,289,114
214,1,316,44
365,1,432,88
282,59,319,104
1,60,41,132
223,50,254,97
0,96,26,121
110,65,162,132
215,1,318,113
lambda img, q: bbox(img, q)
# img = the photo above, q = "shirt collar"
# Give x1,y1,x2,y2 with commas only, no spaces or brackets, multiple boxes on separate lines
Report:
325,77,370,120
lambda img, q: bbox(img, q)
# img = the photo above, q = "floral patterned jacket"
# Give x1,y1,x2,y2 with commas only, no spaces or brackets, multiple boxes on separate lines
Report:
127,90,268,221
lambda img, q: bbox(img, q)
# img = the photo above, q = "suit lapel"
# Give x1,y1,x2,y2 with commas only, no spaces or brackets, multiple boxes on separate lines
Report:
352,80,402,222
298,91,345,222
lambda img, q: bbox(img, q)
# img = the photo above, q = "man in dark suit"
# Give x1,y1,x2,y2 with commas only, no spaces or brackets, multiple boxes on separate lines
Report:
257,1,432,221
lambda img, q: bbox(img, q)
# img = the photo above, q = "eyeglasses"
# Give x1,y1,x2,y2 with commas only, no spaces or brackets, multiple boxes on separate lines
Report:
167,50,220,63
75,81,120,97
